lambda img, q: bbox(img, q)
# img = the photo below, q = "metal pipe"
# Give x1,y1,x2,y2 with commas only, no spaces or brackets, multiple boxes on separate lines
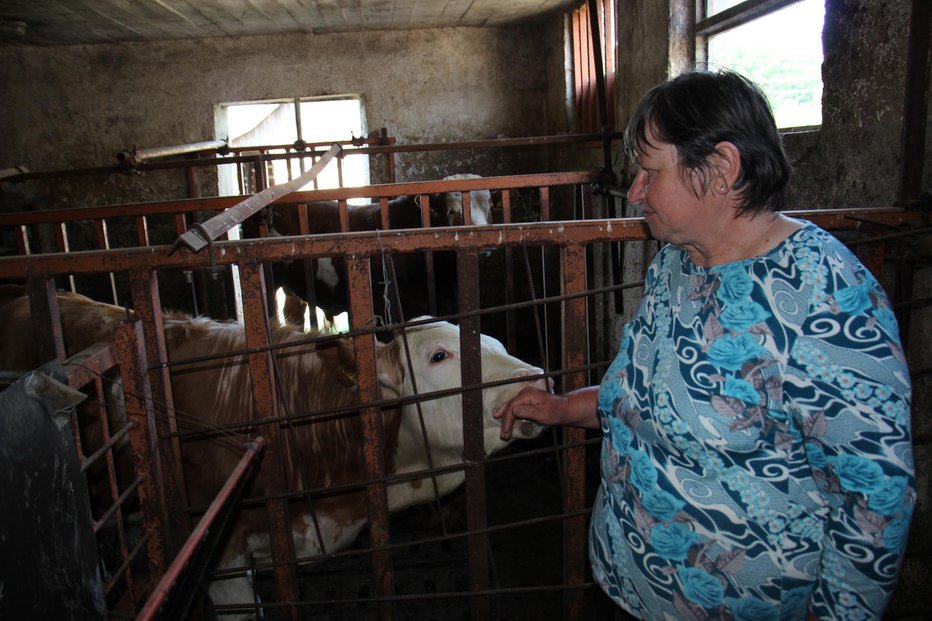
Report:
4,133,618,184
116,139,229,167
0,209,921,280
0,166,28,181
135,437,267,621
586,0,613,173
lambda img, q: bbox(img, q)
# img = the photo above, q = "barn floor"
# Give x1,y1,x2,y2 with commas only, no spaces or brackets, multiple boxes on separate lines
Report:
243,432,616,620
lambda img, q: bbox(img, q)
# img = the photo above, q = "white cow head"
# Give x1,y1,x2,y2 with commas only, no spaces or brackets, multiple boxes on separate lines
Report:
443,173,492,226
376,317,548,501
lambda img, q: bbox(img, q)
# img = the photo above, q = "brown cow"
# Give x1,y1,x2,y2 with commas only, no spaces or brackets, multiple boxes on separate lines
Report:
0,284,132,372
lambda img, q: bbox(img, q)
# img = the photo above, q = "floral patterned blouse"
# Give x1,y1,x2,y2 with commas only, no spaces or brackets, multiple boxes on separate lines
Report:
591,223,914,621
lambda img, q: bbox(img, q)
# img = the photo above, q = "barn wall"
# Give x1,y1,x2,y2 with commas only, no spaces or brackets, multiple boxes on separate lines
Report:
787,0,916,209
610,0,923,207
0,24,566,212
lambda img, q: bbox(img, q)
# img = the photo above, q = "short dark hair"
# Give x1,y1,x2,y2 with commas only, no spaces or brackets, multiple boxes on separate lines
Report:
624,68,792,215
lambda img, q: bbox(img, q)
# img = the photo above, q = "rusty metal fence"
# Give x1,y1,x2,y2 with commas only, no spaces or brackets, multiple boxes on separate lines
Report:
0,167,927,620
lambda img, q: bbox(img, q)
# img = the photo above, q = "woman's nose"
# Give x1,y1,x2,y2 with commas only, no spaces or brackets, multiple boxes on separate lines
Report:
627,170,646,204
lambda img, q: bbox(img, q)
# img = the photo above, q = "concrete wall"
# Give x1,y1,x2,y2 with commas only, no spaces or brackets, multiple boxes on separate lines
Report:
0,24,565,213
787,0,916,209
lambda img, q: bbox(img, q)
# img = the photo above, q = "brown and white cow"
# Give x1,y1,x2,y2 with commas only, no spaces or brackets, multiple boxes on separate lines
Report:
162,313,547,615
0,284,133,371
0,288,548,616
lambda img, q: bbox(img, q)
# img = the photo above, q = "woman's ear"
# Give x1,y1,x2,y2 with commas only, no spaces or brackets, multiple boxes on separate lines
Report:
711,141,741,193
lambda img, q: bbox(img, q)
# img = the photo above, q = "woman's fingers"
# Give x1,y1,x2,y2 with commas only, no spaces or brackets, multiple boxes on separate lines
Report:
494,387,550,440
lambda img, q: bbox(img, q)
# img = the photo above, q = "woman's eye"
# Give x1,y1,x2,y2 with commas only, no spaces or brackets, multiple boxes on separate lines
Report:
430,350,448,364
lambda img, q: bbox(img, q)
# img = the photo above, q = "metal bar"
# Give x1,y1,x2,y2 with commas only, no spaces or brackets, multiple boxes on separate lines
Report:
115,320,169,592
899,0,931,204
237,262,301,619
80,421,135,474
136,215,150,246
346,255,396,618
2,134,619,185
15,223,29,254
0,172,599,227
229,135,387,156
560,243,590,620
136,438,267,621
415,193,439,317
93,219,120,304
25,275,65,364
1,209,924,280
116,139,228,167
92,477,142,534
175,144,342,253
129,271,191,554
457,251,490,621
586,0,613,172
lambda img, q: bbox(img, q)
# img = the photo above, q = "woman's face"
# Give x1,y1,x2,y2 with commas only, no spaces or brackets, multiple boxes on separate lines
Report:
626,130,723,249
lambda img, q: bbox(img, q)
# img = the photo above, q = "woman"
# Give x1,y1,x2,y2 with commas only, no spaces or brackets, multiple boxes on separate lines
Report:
494,69,914,620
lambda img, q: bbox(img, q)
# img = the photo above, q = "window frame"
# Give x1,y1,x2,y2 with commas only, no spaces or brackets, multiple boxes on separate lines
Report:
695,0,804,43
694,0,823,129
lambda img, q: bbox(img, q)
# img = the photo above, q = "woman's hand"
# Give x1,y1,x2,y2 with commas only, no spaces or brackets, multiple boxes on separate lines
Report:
494,385,601,440
494,387,565,440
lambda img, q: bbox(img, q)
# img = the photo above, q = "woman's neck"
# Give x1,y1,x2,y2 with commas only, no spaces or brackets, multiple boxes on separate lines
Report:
686,213,803,267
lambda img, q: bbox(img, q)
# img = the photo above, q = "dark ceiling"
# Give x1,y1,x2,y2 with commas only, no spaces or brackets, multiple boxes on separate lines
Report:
0,0,581,47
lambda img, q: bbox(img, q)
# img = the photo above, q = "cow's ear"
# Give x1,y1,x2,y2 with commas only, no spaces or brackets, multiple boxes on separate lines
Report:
375,339,405,394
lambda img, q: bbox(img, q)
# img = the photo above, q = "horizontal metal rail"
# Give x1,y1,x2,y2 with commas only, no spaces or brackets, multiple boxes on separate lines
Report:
0,171,600,227
117,140,229,168
0,208,921,279
0,133,619,184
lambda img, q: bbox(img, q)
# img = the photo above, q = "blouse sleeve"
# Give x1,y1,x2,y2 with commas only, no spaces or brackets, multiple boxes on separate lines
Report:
784,261,915,619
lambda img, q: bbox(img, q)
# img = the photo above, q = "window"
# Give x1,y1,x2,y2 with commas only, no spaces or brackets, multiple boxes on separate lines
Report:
697,0,825,128
214,97,366,331
216,97,369,196
571,0,617,133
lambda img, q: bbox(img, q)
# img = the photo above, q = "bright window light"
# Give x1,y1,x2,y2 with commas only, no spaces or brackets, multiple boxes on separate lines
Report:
217,97,369,195
707,0,825,128
216,97,366,330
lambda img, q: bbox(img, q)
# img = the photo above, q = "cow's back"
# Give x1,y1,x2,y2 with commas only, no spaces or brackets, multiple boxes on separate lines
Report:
163,317,399,507
0,286,130,372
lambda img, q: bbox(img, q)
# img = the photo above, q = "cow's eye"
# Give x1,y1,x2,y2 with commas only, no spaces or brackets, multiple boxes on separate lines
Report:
430,350,448,364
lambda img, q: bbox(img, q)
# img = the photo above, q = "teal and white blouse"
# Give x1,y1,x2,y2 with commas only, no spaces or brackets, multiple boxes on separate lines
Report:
591,223,914,621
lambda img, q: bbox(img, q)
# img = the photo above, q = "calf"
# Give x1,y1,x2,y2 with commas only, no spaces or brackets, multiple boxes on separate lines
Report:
442,173,493,226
